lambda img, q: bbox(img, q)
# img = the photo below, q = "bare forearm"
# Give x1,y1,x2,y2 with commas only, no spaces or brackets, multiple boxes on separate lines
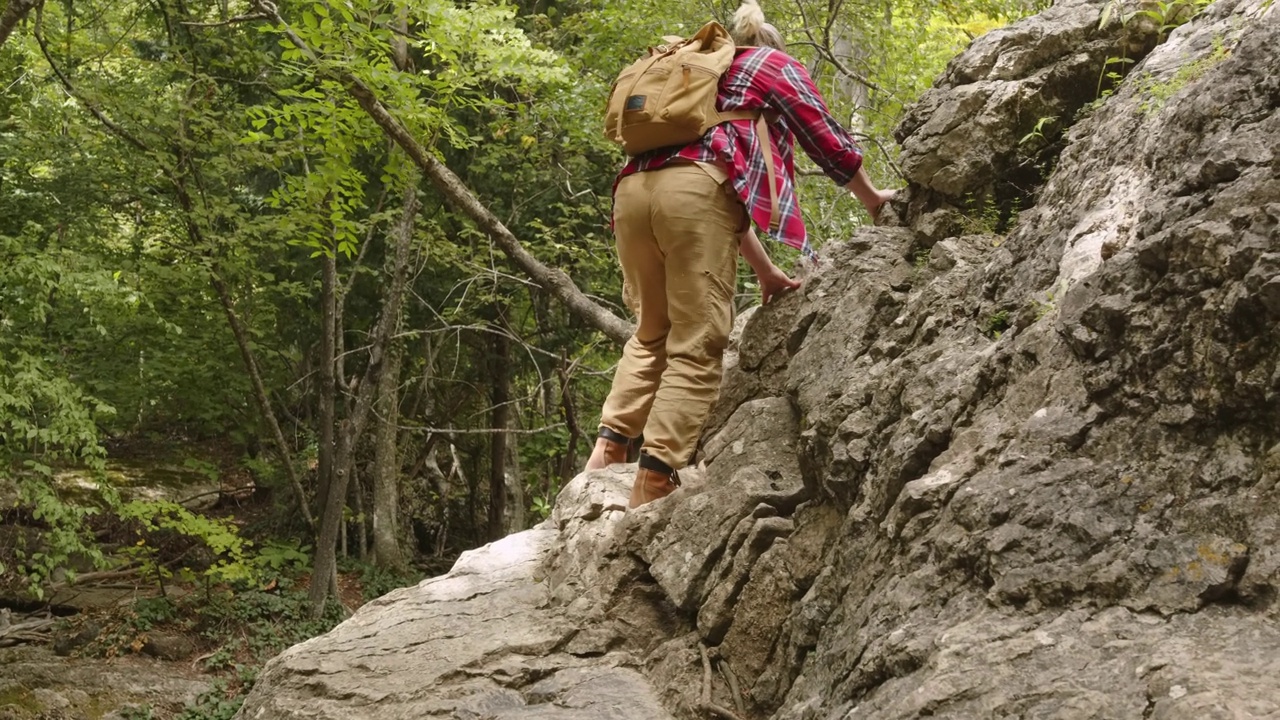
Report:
739,227,772,275
844,167,879,208
844,166,895,220
739,227,802,304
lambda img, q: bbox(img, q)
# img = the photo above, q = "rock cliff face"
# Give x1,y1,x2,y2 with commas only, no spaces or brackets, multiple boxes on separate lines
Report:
235,1,1280,718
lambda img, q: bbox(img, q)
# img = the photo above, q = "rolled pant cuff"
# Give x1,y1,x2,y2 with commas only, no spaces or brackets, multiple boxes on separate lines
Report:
598,426,637,444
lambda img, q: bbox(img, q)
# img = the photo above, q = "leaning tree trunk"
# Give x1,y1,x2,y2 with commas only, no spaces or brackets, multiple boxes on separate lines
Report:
316,251,337,534
211,273,316,534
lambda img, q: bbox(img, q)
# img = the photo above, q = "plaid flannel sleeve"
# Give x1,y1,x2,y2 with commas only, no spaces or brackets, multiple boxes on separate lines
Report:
766,58,863,186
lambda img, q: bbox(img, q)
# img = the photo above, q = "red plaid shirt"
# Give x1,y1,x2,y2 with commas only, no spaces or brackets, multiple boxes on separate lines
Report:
616,47,864,257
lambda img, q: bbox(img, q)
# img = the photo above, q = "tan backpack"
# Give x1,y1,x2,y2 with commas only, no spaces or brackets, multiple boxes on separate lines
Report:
603,21,780,229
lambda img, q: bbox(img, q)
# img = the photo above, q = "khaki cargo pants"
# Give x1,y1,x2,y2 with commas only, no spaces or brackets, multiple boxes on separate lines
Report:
601,164,743,469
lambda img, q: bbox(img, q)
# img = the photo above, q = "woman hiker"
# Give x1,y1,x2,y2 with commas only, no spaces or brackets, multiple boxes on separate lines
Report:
587,0,895,508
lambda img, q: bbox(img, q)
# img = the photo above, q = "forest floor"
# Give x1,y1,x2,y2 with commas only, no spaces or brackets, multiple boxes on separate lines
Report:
0,439,423,720
0,574,371,720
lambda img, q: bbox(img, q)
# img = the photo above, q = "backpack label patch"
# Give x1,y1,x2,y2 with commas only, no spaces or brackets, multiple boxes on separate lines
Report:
625,95,647,112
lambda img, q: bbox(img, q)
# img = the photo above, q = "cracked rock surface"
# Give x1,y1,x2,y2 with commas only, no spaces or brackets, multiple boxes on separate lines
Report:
236,467,683,720
237,1,1280,718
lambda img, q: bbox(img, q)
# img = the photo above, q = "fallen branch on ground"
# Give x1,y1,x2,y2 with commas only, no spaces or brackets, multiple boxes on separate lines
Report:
46,566,143,592
0,615,56,648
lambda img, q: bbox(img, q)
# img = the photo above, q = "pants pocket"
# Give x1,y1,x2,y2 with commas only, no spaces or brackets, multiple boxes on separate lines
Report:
622,280,640,316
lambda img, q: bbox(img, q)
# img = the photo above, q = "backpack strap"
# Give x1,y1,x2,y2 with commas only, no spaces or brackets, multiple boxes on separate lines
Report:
716,110,781,232
756,114,780,232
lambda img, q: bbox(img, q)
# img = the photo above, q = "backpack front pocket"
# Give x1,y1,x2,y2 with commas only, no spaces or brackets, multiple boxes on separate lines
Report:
657,62,719,131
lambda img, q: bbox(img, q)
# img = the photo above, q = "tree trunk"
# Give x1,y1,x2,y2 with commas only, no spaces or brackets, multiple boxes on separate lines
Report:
0,0,39,49
462,443,479,545
371,330,404,569
487,323,510,542
505,428,525,535
443,443,466,557
309,183,419,615
316,252,337,536
351,472,367,560
391,2,410,73
556,357,581,486
833,31,870,132
339,513,347,559
210,273,315,533
371,109,408,565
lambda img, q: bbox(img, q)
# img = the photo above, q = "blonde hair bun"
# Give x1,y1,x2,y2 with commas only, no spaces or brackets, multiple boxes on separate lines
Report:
731,0,766,44
730,0,786,50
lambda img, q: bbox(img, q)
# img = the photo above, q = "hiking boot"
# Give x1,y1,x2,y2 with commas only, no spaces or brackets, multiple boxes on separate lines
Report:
585,427,641,471
628,453,681,509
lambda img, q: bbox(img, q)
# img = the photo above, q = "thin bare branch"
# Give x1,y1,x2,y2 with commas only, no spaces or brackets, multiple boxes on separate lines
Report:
789,39,883,93
47,566,143,592
854,132,905,179
796,131,904,180
404,423,565,436
699,644,747,720
34,7,150,153
824,0,845,39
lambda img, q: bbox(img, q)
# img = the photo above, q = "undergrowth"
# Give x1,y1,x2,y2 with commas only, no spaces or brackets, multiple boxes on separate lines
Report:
65,558,417,719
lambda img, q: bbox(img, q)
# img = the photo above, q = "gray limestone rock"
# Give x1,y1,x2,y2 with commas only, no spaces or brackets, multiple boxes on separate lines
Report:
237,467,682,720
140,633,196,661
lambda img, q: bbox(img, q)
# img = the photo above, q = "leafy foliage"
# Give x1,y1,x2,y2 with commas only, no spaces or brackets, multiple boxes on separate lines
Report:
116,498,256,588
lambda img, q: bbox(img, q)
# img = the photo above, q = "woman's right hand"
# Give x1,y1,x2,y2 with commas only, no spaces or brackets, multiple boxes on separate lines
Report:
757,263,802,304
867,189,896,224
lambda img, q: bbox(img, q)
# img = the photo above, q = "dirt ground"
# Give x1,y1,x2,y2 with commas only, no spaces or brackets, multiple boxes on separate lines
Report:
0,643,212,719
0,441,421,719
